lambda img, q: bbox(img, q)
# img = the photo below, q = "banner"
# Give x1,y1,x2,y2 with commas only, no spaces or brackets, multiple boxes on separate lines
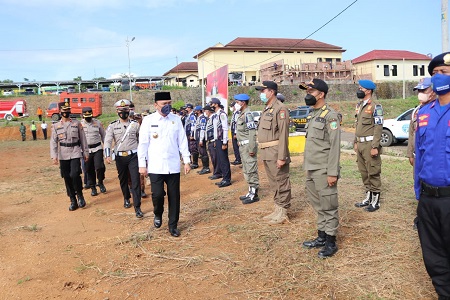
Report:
206,64,228,114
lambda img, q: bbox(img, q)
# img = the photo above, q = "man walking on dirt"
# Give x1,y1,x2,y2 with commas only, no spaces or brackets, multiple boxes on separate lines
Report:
50,100,89,211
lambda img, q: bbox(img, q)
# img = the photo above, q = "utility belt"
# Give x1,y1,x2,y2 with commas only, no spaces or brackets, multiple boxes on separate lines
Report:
88,142,101,149
357,135,374,143
238,140,249,146
117,149,137,157
258,140,279,149
421,181,450,198
60,141,81,147
208,139,216,143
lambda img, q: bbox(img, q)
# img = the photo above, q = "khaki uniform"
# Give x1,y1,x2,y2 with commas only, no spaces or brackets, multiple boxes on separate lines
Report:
304,105,341,236
80,118,106,189
407,105,420,159
354,99,383,193
236,107,259,188
257,99,291,208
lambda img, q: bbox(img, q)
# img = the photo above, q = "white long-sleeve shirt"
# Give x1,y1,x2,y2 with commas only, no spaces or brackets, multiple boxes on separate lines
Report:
138,111,190,174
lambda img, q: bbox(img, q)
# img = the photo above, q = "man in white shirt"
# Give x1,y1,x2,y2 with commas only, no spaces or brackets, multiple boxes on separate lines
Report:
138,92,191,237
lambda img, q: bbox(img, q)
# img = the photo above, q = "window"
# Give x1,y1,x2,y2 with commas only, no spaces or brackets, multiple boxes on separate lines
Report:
234,50,237,52
392,65,398,76
89,98,95,102
413,65,418,76
384,65,389,76
72,98,78,103
336,58,341,62
420,65,425,76
304,51,314,54
285,51,294,53
244,50,254,53
317,58,323,62
325,58,332,63
81,98,87,103
251,76,256,81
271,51,281,53
189,79,194,82
258,51,268,53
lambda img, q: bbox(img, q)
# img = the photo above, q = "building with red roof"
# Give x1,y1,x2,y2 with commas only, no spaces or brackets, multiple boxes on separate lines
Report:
163,62,199,87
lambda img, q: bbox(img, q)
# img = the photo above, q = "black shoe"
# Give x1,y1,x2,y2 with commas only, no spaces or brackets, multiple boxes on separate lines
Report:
83,184,89,190
169,227,180,237
355,191,371,207
232,160,242,165
154,215,162,228
98,183,106,193
365,205,379,212
318,235,338,258
141,190,147,198
69,198,78,211
215,180,224,186
209,175,222,180
303,231,327,249
239,194,250,201
190,164,199,169
198,168,211,175
77,195,86,208
135,207,144,219
124,199,132,209
218,181,231,188
413,216,418,231
242,195,260,204
91,187,98,196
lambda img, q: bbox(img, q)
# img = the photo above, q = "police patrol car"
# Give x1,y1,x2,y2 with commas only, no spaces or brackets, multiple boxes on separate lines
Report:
380,107,414,147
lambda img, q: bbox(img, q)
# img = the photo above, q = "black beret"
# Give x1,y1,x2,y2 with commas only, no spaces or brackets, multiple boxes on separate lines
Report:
428,52,450,75
255,81,278,92
155,92,171,102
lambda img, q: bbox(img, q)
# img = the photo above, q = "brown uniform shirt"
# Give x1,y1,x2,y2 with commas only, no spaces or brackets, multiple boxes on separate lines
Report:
257,99,290,161
407,105,420,159
354,99,383,148
304,105,341,176
50,118,88,160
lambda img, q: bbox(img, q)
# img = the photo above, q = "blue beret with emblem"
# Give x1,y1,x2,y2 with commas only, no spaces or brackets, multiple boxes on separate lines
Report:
358,80,376,90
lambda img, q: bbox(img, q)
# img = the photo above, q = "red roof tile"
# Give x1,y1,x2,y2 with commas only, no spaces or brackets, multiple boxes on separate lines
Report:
163,62,198,76
352,50,431,64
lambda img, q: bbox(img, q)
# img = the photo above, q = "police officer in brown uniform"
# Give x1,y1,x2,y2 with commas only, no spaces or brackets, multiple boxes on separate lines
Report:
80,107,106,196
50,100,89,211
256,81,291,224
353,80,383,212
234,93,259,204
299,79,341,258
104,99,143,219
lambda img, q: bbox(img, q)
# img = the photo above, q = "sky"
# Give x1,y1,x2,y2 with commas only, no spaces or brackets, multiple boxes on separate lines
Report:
0,0,445,82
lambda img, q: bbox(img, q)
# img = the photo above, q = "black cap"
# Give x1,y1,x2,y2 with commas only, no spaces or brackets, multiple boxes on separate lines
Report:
428,52,450,75
202,105,214,112
299,79,329,94
210,98,221,104
185,103,194,109
155,92,171,102
58,99,71,111
255,81,278,92
82,107,93,117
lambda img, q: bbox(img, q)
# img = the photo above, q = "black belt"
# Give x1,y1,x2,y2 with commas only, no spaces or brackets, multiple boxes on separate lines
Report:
60,141,81,147
421,181,450,198
88,142,101,148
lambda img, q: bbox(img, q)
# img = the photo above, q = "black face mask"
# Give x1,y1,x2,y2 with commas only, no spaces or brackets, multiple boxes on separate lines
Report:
84,117,92,122
304,94,317,106
357,90,366,99
118,111,129,120
61,111,71,118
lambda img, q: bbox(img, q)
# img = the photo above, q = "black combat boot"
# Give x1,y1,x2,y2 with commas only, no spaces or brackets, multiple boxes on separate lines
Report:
135,207,144,218
242,187,260,204
355,191,371,207
365,192,380,212
124,199,132,209
69,197,78,211
239,187,251,201
302,230,327,249
98,181,106,193
91,186,98,196
190,153,199,169
77,194,86,208
318,235,338,258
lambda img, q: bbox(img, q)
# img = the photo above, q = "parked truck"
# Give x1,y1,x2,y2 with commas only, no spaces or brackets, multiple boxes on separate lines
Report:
46,92,102,121
0,99,29,121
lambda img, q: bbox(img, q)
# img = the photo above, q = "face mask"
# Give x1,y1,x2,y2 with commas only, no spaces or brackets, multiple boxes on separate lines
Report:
304,94,317,106
161,104,172,116
431,73,450,95
260,93,268,103
234,103,242,111
61,111,70,118
203,112,208,117
84,117,92,122
118,111,129,120
356,90,366,99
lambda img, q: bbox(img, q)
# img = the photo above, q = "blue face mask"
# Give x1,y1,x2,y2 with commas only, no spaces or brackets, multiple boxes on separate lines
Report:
260,93,268,103
431,73,450,95
161,104,172,116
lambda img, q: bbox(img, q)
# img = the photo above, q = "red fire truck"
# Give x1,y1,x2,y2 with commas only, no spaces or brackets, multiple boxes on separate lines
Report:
46,92,102,121
0,99,29,121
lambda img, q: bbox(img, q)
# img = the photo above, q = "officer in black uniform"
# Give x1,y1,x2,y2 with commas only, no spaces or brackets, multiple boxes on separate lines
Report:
230,102,242,165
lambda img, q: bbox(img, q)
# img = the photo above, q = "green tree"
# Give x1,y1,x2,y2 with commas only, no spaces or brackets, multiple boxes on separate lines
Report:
93,76,106,80
73,76,82,81
2,79,13,83
23,78,29,82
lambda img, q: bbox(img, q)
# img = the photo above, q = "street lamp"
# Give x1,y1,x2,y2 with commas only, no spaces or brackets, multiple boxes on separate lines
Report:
126,36,135,101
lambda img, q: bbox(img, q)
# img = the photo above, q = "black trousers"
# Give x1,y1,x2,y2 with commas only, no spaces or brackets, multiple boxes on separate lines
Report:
417,194,450,297
198,141,209,169
32,130,37,140
149,173,180,228
208,141,221,176
231,132,241,162
115,153,141,208
215,142,231,182
42,129,47,140
188,139,199,155
86,149,105,187
60,158,83,199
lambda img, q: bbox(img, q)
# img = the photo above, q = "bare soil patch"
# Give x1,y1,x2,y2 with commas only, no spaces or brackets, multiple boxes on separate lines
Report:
0,127,435,299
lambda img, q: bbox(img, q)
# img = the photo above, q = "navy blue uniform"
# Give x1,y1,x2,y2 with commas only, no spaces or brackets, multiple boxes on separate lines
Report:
230,110,241,163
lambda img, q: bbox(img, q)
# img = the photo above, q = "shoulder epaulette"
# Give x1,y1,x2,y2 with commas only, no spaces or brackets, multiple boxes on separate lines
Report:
110,120,118,125
319,109,330,118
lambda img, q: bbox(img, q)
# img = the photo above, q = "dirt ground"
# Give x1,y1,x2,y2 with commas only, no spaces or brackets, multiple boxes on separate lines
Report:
0,127,437,300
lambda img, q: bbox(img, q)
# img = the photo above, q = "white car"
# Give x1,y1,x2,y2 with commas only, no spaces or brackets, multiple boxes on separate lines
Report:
2,89,14,96
380,108,414,147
